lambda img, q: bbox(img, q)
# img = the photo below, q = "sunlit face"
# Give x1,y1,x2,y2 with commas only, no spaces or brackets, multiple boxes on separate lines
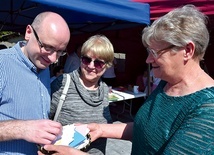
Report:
24,25,69,70
80,51,107,83
146,41,184,81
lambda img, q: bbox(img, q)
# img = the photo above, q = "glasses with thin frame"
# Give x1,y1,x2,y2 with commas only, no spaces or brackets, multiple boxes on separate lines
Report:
31,25,67,57
147,45,175,58
81,56,106,69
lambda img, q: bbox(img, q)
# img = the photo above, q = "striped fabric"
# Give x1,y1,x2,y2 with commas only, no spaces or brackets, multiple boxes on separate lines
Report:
0,42,51,155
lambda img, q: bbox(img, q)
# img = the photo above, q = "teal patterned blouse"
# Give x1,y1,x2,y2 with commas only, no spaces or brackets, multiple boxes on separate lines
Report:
132,81,214,155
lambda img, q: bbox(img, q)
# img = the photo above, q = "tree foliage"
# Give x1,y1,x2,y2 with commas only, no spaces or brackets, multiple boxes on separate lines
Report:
0,31,18,41
0,31,15,39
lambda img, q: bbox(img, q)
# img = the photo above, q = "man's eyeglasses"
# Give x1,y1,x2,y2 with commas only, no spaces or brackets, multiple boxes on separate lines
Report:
31,25,67,57
81,56,106,69
147,45,175,58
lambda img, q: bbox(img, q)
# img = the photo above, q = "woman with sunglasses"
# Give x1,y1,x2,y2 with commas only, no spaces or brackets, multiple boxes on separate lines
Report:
50,34,114,155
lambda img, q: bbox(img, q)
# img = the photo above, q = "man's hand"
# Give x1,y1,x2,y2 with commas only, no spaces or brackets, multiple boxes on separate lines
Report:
37,145,88,155
21,119,62,144
0,119,62,145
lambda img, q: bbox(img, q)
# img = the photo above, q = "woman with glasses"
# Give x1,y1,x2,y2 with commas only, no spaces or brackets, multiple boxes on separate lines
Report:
50,35,114,154
84,5,214,155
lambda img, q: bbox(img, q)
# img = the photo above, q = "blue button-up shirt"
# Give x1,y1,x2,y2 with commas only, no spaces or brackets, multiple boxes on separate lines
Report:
0,42,51,154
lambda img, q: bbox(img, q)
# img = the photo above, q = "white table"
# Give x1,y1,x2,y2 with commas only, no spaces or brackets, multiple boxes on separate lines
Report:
109,89,147,119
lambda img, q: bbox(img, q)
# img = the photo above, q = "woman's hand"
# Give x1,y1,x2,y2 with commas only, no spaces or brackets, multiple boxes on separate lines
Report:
87,123,103,142
88,122,133,141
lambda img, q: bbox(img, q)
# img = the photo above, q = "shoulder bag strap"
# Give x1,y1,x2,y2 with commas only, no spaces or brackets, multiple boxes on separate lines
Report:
53,74,71,121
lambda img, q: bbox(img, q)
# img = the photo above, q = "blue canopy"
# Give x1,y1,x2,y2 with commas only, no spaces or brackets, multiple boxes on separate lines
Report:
0,0,150,34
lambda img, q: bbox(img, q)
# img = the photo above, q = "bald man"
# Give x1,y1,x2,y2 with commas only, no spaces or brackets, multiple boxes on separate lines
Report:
0,12,70,154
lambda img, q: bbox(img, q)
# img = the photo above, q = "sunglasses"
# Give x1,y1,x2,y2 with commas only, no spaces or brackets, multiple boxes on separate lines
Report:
81,56,106,69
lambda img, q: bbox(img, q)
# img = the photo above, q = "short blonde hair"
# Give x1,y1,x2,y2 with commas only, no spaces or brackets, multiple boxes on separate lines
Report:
81,35,114,68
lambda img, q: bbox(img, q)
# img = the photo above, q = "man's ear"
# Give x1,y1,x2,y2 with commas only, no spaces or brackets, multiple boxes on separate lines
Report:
24,25,32,41
183,42,195,61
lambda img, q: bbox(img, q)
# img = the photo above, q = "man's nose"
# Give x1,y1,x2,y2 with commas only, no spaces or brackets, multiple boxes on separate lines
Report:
49,52,59,64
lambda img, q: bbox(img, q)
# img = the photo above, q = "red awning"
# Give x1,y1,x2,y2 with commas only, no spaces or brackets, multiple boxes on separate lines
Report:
132,0,214,28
